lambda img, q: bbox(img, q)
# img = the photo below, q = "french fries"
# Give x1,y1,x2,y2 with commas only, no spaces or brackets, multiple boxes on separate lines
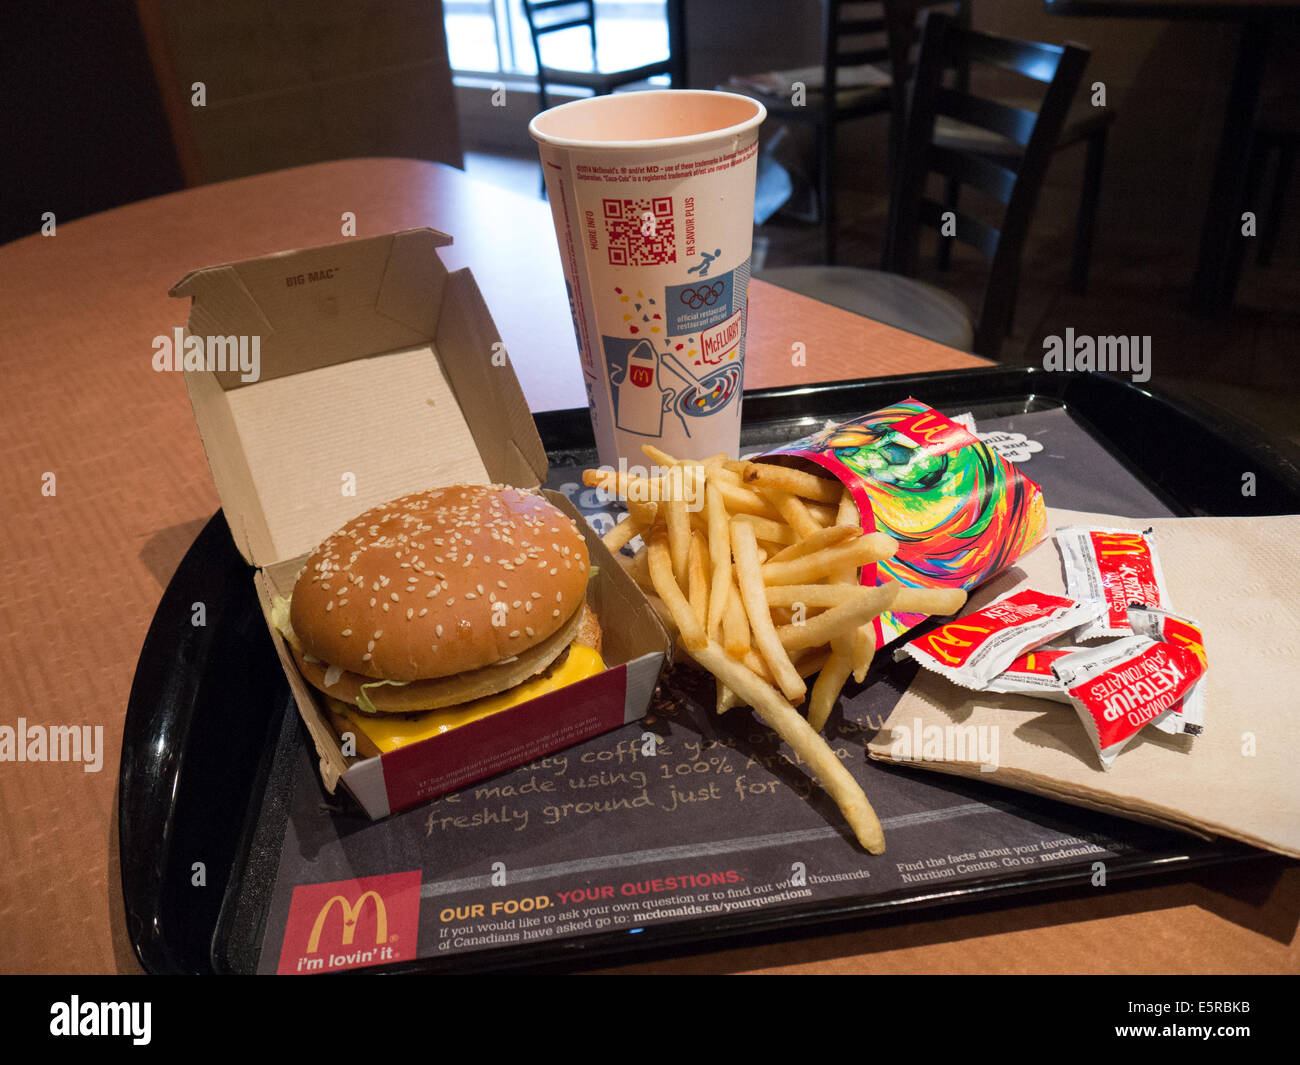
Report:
647,529,706,651
741,460,845,504
732,520,806,704
585,450,970,854
759,534,898,585
601,514,640,553
688,640,886,854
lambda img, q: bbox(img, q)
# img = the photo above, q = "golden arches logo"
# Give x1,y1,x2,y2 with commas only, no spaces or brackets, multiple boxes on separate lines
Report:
306,891,388,953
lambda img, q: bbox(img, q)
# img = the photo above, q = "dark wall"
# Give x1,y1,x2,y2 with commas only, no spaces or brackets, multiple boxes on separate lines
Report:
2,1,185,246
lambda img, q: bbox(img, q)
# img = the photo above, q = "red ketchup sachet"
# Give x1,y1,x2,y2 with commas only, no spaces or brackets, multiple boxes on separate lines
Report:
1057,526,1169,640
1051,606,1208,769
895,589,1103,690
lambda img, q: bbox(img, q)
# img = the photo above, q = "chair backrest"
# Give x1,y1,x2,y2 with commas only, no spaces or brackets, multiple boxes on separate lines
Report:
522,1,598,73
884,11,1088,356
884,1,970,93
880,2,970,179
821,1,892,112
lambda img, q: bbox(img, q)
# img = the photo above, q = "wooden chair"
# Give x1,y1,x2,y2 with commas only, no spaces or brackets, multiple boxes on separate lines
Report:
727,1,904,265
757,11,1089,359
891,2,1113,293
522,0,677,116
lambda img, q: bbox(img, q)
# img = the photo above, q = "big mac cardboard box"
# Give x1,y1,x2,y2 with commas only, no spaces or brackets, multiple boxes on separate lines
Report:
170,228,670,819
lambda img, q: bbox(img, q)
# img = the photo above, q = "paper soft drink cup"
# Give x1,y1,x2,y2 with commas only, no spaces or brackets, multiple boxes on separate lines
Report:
530,90,765,469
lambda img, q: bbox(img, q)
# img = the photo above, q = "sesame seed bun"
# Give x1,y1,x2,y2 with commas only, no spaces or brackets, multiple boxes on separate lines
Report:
289,485,591,686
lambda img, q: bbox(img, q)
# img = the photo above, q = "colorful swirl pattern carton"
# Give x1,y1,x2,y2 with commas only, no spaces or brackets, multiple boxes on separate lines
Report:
763,398,1048,644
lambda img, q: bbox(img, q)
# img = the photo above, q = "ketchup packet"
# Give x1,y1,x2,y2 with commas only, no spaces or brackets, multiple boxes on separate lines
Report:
1126,605,1207,738
1052,631,1207,768
895,589,1104,690
1057,526,1169,640
983,646,1083,703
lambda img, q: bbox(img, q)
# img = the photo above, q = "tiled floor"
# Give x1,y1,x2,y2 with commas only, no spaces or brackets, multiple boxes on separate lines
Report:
467,148,1300,463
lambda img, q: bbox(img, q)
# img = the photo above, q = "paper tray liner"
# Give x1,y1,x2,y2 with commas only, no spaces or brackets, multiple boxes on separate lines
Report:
866,507,1300,859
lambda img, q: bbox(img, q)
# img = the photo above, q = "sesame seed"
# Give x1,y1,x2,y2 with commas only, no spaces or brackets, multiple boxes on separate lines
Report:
552,609,560,617
436,624,443,637
465,592,477,600
363,653,371,662
370,597,377,607
326,601,334,612
341,629,352,637
525,626,534,637
418,608,428,617
509,630,520,638
497,580,507,589
406,608,414,620
382,603,390,612
390,593,399,602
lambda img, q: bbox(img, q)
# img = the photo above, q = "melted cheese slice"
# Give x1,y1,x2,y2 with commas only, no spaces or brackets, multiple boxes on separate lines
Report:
336,645,606,755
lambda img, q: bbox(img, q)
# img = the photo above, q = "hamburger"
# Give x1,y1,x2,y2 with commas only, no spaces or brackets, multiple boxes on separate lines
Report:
272,484,604,757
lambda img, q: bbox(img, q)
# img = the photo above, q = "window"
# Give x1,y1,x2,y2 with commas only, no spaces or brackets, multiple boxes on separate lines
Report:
444,0,668,81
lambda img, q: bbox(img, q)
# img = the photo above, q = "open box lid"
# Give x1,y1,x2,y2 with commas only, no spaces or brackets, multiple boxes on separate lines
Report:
170,228,549,569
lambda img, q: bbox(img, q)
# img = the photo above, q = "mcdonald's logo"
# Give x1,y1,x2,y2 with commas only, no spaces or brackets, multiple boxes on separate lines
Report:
920,622,990,666
278,871,421,974
890,409,978,457
307,891,388,953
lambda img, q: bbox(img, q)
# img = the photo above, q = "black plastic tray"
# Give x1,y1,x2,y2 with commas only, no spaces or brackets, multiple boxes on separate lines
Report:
119,366,1300,975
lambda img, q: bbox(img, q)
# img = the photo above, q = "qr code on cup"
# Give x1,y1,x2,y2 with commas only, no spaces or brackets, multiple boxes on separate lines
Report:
603,197,676,266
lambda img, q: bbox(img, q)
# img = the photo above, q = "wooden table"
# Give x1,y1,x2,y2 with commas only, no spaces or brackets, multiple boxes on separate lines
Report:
0,158,1295,976
1045,0,1300,315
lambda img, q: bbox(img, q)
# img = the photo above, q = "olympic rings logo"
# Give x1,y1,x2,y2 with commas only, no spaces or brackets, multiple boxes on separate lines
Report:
680,281,725,309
